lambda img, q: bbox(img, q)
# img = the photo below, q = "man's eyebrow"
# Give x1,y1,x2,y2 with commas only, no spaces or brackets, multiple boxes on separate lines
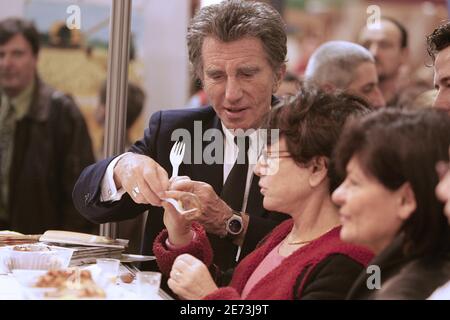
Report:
238,66,260,73
205,69,224,76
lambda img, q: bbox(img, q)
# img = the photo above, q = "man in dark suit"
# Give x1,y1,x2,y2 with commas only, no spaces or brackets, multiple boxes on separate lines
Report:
72,0,288,278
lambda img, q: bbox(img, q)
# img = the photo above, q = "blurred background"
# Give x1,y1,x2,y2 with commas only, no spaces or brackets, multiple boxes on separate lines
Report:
0,0,448,159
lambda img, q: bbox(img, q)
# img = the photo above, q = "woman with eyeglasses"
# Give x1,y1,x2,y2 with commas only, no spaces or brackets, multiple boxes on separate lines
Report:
332,109,450,299
152,89,374,300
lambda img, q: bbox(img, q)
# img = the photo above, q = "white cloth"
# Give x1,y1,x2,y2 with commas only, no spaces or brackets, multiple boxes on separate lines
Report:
100,152,131,202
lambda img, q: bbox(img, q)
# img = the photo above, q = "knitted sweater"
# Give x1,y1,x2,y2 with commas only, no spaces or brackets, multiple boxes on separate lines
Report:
153,219,373,300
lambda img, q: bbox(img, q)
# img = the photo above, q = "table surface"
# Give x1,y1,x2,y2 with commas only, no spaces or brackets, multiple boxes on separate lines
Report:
0,264,173,300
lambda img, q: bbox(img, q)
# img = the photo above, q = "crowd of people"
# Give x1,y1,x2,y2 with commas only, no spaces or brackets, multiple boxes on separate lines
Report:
1,0,450,300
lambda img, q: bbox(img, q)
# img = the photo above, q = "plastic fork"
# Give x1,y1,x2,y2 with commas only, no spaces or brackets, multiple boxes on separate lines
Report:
169,141,185,179
162,197,197,215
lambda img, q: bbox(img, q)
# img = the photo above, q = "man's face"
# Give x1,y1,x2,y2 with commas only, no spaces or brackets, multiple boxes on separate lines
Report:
346,61,386,108
433,46,450,115
0,34,37,97
359,20,406,80
200,36,285,130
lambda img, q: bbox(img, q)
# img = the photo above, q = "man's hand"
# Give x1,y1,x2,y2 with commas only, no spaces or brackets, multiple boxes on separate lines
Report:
113,153,169,206
168,254,218,300
169,177,233,237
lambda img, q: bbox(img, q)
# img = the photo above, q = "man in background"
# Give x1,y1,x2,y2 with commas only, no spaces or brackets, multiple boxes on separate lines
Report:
427,21,450,115
358,17,409,106
304,40,385,109
0,18,95,233
275,71,301,97
95,80,145,158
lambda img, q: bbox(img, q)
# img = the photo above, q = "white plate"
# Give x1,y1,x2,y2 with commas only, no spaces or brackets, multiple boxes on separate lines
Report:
12,269,48,287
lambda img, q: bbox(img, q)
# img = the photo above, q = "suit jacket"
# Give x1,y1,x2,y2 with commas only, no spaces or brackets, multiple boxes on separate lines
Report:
6,77,96,234
347,234,450,299
73,106,287,272
153,220,374,300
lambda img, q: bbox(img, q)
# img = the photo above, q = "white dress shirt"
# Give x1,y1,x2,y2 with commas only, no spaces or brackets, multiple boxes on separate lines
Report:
221,124,263,213
100,152,131,202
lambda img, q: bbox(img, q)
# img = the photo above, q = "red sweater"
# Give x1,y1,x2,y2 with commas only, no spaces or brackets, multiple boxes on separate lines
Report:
153,220,373,300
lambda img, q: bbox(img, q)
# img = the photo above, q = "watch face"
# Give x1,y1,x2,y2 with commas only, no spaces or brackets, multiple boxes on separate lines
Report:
228,218,242,234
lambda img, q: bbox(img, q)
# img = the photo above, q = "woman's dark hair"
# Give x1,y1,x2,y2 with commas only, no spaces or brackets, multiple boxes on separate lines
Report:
334,108,450,257
263,87,372,193
0,18,40,56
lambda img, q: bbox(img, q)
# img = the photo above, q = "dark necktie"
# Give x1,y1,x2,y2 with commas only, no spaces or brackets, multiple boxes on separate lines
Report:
208,135,250,272
220,136,250,212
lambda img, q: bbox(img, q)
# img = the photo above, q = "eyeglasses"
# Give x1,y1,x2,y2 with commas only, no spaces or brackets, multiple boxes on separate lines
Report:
258,149,292,167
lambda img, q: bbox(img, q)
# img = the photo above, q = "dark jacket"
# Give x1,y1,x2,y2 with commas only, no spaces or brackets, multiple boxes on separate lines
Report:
153,220,374,300
347,235,450,299
7,78,96,234
73,106,287,272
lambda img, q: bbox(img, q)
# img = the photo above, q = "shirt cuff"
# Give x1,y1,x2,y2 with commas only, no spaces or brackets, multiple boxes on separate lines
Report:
165,231,197,250
100,152,132,202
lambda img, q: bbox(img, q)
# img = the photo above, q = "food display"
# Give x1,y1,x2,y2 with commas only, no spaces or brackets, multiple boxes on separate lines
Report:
4,244,72,271
0,231,40,246
13,244,51,252
34,269,106,299
39,230,128,248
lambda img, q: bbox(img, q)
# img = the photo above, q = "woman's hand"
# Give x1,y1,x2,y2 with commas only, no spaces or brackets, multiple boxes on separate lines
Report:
162,190,201,246
169,176,233,237
168,254,218,300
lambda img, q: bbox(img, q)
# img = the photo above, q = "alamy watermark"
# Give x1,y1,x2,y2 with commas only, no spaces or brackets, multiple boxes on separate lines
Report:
366,264,381,290
366,5,381,30
170,123,280,172
66,5,81,30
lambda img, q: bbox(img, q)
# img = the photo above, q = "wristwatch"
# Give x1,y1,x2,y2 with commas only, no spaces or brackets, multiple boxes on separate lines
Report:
226,211,244,236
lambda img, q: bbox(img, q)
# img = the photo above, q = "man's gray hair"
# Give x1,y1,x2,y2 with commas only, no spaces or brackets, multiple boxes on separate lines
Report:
304,41,374,89
187,0,287,78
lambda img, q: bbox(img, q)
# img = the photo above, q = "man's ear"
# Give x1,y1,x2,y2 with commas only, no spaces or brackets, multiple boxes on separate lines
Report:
273,64,287,93
309,156,329,188
196,74,204,88
397,182,416,220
